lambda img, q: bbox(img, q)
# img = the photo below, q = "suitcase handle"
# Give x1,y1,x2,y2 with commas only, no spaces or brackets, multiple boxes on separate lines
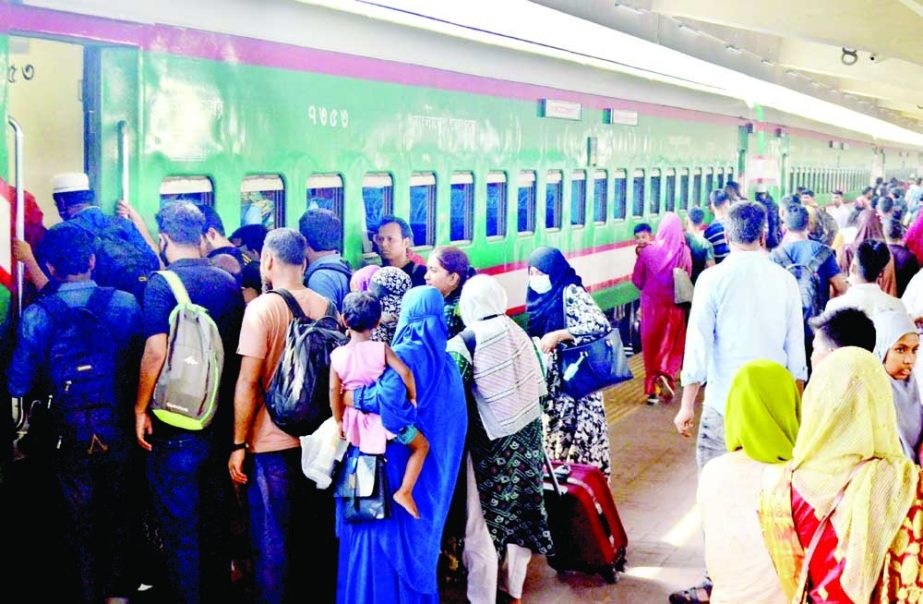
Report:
544,450,564,498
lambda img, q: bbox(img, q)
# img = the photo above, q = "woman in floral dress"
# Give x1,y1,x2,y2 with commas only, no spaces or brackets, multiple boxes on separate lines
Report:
526,247,612,477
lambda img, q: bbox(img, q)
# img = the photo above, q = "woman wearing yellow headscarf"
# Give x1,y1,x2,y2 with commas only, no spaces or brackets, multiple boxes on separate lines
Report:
698,360,800,604
759,347,923,603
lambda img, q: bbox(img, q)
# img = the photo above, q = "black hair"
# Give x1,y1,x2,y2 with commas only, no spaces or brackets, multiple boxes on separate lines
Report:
801,190,815,198
378,215,413,241
846,207,862,228
53,189,96,209
725,180,741,193
854,239,891,282
299,208,343,252
196,204,226,237
230,224,269,254
687,206,705,226
156,202,206,245
809,307,876,353
886,217,905,241
342,292,382,332
41,223,95,277
263,228,308,266
710,190,730,208
726,201,766,245
784,203,810,232
432,246,475,291
832,190,844,196
633,223,653,235
877,196,894,215
862,186,874,196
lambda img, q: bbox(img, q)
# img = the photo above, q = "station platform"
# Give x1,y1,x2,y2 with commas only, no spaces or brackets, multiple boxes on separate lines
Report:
447,355,705,603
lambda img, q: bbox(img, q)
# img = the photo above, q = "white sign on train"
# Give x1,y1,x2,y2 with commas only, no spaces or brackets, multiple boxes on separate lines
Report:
541,99,582,120
605,109,639,126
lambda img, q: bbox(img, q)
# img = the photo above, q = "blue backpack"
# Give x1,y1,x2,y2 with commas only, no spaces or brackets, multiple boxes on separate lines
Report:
73,218,160,303
36,288,126,452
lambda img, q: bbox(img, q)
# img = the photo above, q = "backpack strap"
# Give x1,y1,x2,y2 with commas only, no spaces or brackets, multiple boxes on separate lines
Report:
85,287,116,319
324,300,338,319
805,246,833,275
157,271,192,306
35,294,72,326
460,329,476,356
269,288,307,320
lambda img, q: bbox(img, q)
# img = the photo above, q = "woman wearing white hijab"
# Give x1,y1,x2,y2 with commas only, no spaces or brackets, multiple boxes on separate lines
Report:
447,275,553,604
873,310,923,462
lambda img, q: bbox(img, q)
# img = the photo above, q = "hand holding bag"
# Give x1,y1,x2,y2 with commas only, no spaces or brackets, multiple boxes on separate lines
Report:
673,267,694,305
333,445,391,523
558,330,633,400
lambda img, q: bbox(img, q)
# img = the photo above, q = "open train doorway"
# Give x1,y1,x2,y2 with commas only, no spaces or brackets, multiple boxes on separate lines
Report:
6,36,87,229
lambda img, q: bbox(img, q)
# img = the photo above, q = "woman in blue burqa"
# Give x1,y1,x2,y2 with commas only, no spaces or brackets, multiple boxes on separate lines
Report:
339,286,468,603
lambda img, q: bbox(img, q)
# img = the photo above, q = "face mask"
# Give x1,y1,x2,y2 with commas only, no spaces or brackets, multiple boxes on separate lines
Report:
529,274,552,294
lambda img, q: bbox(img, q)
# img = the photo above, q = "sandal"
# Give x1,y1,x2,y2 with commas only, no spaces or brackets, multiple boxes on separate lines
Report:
657,375,675,403
668,580,712,604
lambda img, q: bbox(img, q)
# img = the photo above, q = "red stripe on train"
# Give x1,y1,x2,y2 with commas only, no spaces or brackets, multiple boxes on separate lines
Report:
480,240,636,276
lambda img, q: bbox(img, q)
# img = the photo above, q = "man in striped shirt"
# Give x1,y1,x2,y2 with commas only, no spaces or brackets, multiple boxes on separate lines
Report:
704,190,731,263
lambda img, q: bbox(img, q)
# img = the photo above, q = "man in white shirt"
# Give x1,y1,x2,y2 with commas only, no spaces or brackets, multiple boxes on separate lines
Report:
674,201,807,469
825,239,907,317
828,190,851,230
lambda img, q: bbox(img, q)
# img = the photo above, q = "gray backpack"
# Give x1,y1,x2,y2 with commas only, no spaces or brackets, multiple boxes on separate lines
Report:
151,270,224,431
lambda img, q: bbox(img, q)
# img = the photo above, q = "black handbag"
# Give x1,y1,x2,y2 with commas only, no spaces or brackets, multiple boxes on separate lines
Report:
558,330,633,400
333,446,391,523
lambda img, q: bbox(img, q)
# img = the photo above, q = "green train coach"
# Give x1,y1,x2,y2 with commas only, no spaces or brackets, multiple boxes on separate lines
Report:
1,0,921,328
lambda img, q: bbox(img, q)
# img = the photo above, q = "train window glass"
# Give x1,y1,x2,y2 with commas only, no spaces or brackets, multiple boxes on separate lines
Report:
632,169,645,217
789,169,796,195
593,170,607,223
649,168,662,215
362,173,394,250
546,170,563,229
160,176,214,208
665,168,676,212
241,175,284,229
693,168,702,207
705,167,715,197
450,172,474,243
716,167,725,191
306,174,344,220
727,167,734,184
409,172,437,247
679,168,690,210
486,172,508,238
518,171,537,234
614,169,627,220
571,170,587,227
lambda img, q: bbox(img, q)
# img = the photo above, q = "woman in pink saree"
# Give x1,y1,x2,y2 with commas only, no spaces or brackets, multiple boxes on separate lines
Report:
632,212,693,404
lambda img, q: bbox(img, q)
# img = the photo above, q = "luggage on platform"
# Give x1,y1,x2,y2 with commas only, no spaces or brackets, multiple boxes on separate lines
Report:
543,459,628,584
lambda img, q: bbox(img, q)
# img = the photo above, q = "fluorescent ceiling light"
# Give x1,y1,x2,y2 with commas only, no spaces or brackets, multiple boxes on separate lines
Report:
300,0,923,147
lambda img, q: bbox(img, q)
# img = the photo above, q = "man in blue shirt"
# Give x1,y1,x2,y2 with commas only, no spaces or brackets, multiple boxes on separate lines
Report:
704,190,731,263
8,223,142,603
300,208,352,310
198,204,263,303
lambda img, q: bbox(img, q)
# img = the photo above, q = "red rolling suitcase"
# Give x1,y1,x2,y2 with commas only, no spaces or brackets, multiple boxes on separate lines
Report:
543,459,628,583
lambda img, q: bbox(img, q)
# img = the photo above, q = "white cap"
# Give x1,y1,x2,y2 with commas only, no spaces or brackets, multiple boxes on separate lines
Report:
51,172,90,194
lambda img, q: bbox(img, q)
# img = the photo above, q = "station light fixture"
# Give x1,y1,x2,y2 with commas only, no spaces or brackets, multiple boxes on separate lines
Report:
309,0,923,147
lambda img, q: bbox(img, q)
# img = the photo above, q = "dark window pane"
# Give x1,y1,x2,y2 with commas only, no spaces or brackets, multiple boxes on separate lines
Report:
450,181,473,242
665,174,676,212
705,172,714,198
410,183,435,246
487,180,507,238
593,177,607,223
679,173,690,210
241,190,282,229
614,176,627,219
693,173,703,207
571,176,586,226
306,187,343,218
546,175,562,229
650,174,661,214
518,181,536,233
632,175,645,216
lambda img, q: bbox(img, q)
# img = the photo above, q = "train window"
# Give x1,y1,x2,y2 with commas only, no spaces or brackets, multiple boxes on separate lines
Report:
160,176,214,208
593,170,608,223
716,167,725,191
571,170,587,227
727,167,734,184
362,173,394,249
546,170,563,229
409,172,437,247
789,169,796,196
704,167,715,198
613,170,627,220
450,172,474,243
518,171,537,234
240,175,284,229
632,169,645,217
306,173,344,220
486,172,508,238
679,168,690,210
665,168,676,212
692,168,703,207
649,168,662,215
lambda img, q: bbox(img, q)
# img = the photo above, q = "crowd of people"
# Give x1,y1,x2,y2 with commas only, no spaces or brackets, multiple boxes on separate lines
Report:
5,170,923,603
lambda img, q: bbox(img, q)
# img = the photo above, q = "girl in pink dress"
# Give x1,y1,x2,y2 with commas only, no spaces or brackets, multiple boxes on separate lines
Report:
330,292,429,519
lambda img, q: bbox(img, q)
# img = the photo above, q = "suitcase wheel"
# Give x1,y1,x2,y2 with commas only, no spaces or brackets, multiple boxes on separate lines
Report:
600,564,619,584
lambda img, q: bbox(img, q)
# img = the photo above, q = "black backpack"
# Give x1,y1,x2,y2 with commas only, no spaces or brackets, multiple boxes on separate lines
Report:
35,288,126,452
264,289,346,436
771,245,832,325
74,219,160,302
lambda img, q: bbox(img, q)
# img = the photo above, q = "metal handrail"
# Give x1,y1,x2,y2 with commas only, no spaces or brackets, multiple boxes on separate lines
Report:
8,117,25,436
118,120,129,204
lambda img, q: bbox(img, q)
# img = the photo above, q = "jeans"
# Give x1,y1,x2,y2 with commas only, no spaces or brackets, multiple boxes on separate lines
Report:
146,432,229,604
696,406,726,471
248,448,337,604
54,440,133,603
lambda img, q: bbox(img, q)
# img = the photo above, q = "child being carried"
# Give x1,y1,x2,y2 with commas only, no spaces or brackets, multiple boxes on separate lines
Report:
330,292,429,519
